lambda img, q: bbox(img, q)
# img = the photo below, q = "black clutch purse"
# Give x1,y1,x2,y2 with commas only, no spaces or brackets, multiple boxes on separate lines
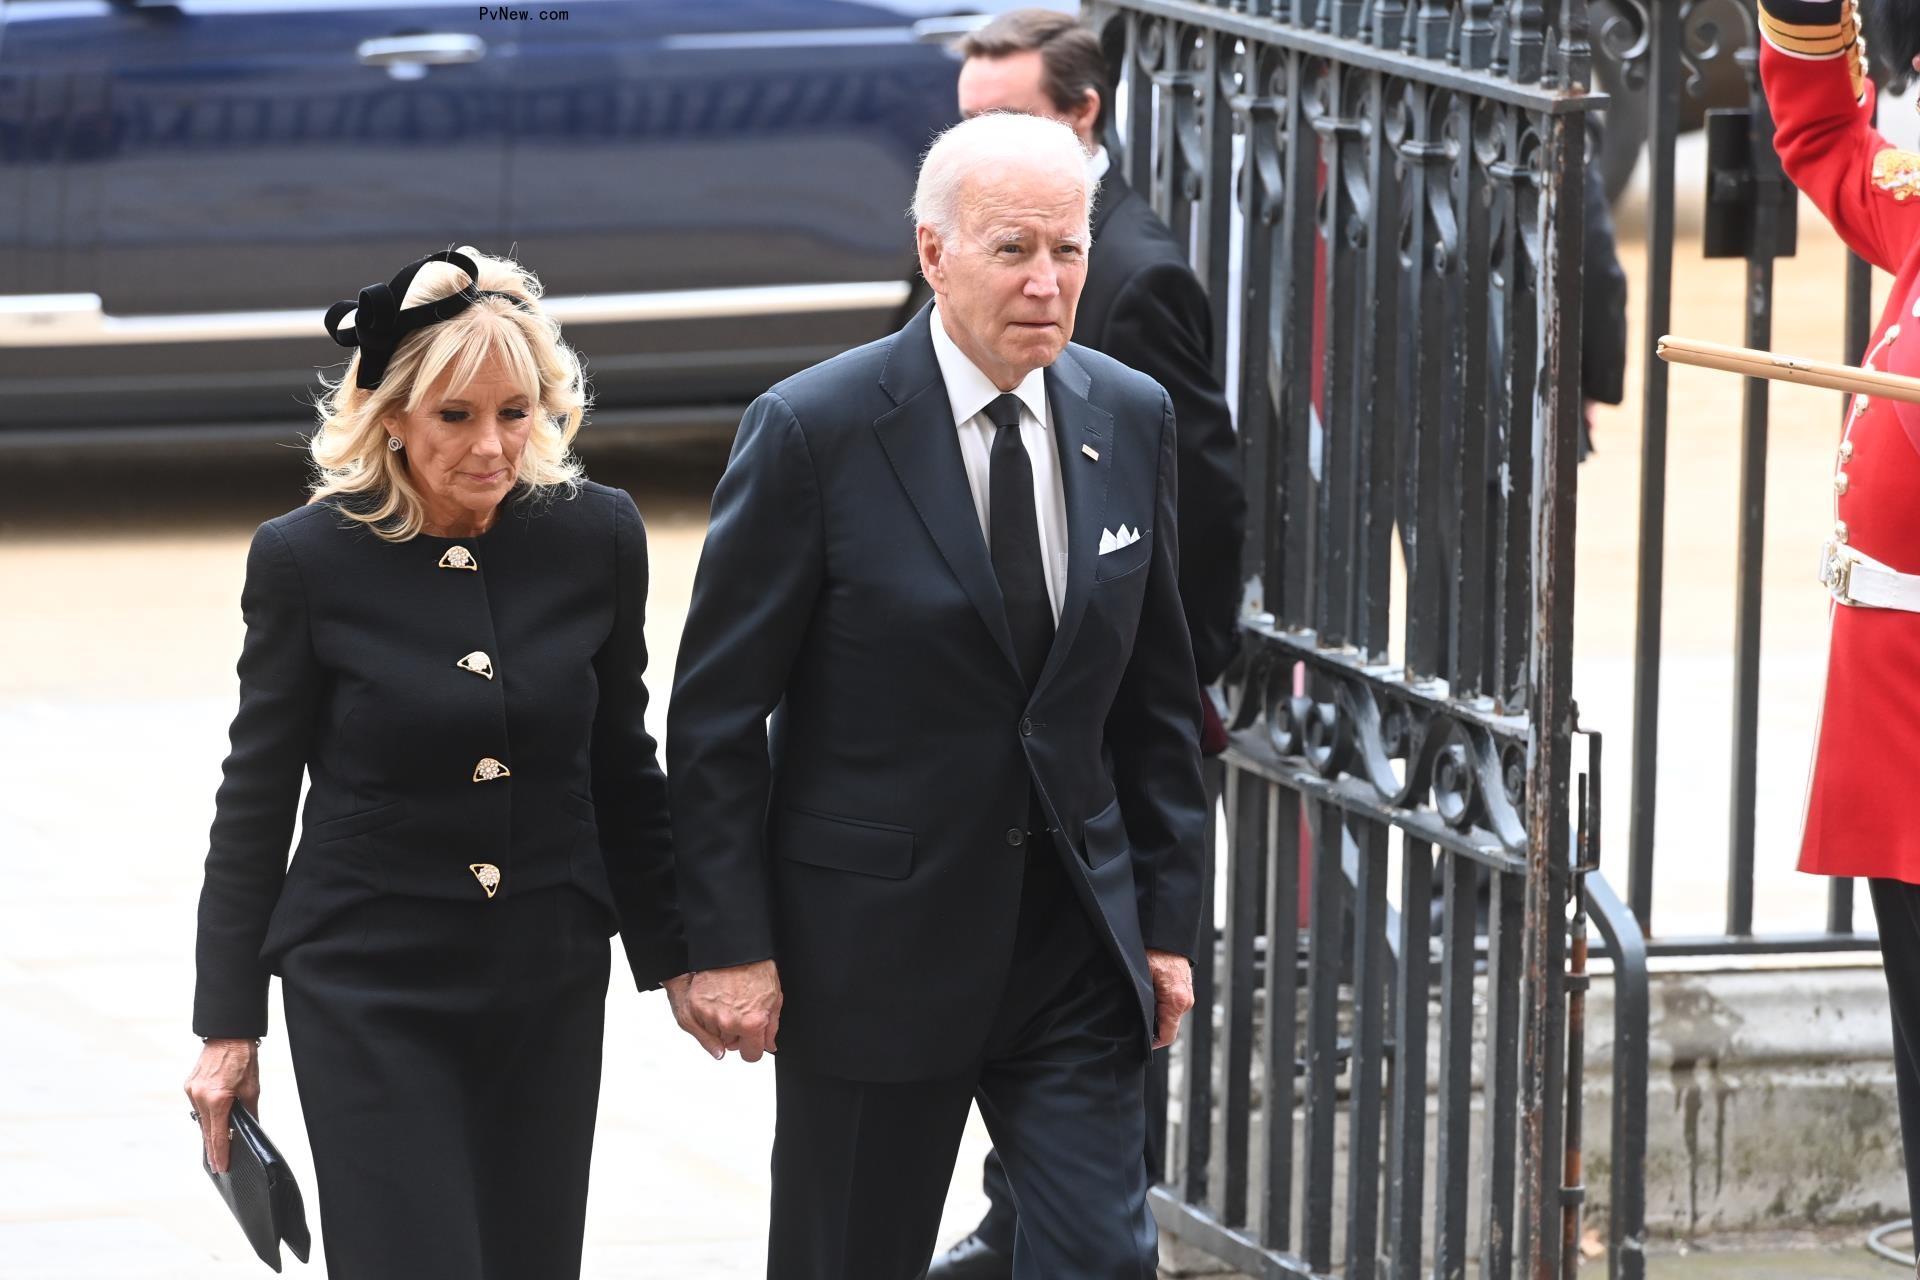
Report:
202,1105,312,1272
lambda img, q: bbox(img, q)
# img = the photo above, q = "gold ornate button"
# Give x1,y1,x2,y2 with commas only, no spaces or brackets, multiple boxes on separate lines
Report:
1835,472,1851,495
1836,520,1850,543
469,863,501,899
1840,440,1855,461
439,546,477,571
472,757,510,783
457,651,494,680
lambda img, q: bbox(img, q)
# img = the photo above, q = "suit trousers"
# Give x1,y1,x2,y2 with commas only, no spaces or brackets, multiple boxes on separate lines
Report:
1870,878,1920,1227
768,844,1156,1280
280,886,611,1280
974,1056,1167,1258
971,756,1223,1255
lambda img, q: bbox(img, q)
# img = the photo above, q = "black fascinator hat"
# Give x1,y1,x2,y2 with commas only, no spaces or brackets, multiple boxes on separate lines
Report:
323,250,530,391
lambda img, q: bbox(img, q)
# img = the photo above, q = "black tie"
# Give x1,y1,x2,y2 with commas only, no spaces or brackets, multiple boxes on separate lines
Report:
986,393,1054,690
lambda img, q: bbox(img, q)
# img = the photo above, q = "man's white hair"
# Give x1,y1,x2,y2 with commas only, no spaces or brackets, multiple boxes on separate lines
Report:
911,111,1093,242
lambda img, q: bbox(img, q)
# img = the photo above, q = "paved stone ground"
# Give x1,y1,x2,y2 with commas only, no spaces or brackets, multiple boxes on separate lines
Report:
0,138,1910,1275
1172,1233,1909,1279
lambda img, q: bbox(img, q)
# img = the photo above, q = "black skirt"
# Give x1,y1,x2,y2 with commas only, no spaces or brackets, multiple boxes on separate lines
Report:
280,886,611,1280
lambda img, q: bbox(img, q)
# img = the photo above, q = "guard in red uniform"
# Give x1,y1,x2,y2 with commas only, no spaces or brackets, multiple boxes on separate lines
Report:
1762,0,1920,1238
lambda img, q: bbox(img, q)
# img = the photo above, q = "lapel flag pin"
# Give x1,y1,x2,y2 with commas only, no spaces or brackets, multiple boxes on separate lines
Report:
1082,444,1100,461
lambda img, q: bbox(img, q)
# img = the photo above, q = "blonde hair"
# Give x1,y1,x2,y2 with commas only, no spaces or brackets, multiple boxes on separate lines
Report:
309,247,586,541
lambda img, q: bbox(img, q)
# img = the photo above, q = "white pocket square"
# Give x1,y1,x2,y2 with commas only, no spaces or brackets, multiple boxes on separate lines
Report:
1098,525,1143,555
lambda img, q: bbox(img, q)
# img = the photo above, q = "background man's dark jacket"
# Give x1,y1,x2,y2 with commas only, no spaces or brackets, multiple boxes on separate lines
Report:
1075,171,1246,686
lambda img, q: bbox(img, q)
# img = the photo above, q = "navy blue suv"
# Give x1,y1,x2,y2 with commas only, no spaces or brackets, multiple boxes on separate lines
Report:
0,0,1066,448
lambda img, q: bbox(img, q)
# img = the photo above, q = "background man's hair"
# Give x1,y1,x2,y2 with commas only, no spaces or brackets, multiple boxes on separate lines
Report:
959,9,1112,138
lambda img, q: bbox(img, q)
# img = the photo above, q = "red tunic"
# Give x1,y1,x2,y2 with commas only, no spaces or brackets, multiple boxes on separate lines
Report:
1762,1,1920,882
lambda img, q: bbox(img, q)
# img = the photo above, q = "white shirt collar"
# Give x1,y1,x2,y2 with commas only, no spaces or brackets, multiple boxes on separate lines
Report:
1088,145,1110,185
928,304,1050,430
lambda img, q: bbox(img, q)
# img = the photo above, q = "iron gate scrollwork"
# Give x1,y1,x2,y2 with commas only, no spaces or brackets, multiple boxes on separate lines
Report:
1083,0,1644,1276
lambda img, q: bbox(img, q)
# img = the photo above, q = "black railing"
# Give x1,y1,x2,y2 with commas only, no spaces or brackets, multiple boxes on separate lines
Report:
1089,0,1647,1277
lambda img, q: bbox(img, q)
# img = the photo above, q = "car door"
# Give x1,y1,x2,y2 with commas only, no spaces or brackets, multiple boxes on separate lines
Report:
0,0,509,435
70,0,509,313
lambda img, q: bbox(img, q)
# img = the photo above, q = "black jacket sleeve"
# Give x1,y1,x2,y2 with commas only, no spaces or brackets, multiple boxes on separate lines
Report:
1099,261,1246,683
1107,392,1210,958
592,492,687,990
193,521,320,1038
667,392,826,972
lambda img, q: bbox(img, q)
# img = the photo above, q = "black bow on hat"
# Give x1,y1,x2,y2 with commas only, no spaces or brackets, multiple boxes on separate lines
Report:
323,250,527,390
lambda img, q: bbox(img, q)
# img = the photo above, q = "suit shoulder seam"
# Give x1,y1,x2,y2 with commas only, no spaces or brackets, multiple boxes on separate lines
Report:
764,389,826,544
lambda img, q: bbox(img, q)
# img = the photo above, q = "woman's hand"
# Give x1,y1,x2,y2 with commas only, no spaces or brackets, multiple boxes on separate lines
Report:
184,1038,260,1173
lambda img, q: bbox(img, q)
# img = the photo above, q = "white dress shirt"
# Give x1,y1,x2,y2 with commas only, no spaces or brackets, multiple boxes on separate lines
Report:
929,304,1068,623
1088,145,1110,185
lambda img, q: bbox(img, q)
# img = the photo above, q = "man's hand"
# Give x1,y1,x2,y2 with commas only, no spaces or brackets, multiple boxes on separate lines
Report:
688,960,783,1062
1145,949,1195,1050
663,972,728,1059
184,1037,260,1174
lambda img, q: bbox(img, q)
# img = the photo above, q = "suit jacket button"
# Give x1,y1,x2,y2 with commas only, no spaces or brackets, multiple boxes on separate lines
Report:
1006,828,1025,847
1020,717,1034,736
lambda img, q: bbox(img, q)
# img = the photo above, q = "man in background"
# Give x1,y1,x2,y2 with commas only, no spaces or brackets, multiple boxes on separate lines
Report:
928,11,1247,1278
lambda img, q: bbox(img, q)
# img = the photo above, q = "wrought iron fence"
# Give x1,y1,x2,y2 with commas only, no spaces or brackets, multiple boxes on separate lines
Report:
1084,0,1650,1276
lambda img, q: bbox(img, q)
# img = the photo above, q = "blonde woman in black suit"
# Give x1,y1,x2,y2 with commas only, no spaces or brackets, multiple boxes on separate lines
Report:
182,248,713,1280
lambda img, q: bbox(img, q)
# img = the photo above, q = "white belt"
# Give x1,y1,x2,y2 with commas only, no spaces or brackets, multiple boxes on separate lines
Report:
1820,540,1920,611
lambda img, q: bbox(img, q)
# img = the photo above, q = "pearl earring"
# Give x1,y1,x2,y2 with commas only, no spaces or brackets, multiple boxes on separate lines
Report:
387,436,403,452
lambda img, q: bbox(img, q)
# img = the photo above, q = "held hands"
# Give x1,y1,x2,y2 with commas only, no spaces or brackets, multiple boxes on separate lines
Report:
673,952,1184,1058
663,971,726,1058
1145,949,1196,1050
184,1037,261,1174
680,960,783,1062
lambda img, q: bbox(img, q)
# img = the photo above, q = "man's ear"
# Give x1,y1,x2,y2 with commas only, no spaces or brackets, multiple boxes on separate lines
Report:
1072,89,1103,147
916,224,945,294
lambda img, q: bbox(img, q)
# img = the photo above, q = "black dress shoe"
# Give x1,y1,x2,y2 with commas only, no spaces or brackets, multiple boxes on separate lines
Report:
925,1232,1013,1280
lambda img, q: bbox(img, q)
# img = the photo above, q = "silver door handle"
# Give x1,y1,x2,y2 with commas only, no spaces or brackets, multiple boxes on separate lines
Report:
910,15,991,45
357,33,487,68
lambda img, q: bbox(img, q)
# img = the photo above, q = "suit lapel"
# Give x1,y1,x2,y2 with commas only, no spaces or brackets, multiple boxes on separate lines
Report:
1033,350,1111,700
872,308,1024,683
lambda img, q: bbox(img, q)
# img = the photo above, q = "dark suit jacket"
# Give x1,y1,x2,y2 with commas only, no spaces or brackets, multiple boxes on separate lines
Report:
667,306,1210,1083
1076,172,1246,685
192,481,684,1039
